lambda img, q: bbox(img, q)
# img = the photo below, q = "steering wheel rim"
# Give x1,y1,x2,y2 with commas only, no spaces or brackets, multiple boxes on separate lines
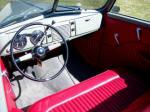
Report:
10,22,69,82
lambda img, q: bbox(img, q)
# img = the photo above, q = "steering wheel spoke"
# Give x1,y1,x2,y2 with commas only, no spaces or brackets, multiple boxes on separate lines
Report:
15,53,33,63
47,42,62,52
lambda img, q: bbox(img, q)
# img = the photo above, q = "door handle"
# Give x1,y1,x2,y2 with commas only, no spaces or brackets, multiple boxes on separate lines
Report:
114,33,120,46
136,27,142,41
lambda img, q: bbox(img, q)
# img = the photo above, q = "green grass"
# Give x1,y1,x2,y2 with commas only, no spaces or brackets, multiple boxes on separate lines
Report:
59,0,107,9
0,0,150,21
0,0,9,9
115,0,150,21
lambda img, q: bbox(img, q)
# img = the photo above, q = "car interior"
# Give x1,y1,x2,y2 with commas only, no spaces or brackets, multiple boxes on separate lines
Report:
0,0,149,112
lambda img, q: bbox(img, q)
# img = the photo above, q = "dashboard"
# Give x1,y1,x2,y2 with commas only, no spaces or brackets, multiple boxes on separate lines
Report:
0,10,102,56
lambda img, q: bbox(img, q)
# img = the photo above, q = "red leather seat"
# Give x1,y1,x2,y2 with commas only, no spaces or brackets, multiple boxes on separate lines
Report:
28,70,147,112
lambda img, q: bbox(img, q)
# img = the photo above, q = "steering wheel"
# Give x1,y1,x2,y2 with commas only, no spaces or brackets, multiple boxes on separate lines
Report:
10,22,69,82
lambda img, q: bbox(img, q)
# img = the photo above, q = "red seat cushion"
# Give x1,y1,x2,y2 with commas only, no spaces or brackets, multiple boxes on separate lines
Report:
28,70,147,112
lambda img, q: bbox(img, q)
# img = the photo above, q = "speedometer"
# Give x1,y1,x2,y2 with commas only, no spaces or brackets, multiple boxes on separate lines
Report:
13,34,27,50
30,30,44,45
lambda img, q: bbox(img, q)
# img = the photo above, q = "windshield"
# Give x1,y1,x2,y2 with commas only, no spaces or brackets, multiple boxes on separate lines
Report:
0,0,108,28
0,0,54,28
58,0,107,10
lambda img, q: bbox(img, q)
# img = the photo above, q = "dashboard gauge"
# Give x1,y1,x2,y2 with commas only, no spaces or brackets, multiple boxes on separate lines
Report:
30,30,44,45
13,34,27,50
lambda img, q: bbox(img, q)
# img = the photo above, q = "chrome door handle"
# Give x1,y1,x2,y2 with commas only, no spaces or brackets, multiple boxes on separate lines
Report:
114,33,120,46
136,27,142,41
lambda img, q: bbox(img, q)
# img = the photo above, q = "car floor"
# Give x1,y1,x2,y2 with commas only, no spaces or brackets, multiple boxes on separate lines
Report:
10,46,100,109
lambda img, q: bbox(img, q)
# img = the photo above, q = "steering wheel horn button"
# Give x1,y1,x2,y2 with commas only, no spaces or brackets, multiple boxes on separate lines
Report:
34,46,46,58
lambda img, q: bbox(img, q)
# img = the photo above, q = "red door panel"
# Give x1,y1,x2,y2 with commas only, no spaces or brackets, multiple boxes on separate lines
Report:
99,14,150,71
0,58,22,112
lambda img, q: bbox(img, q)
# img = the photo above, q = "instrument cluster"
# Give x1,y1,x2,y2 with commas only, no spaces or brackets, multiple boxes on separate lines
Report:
12,34,27,50
12,30,45,50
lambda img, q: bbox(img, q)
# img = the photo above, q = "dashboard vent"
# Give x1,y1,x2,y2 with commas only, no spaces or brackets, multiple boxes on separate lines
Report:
51,24,71,41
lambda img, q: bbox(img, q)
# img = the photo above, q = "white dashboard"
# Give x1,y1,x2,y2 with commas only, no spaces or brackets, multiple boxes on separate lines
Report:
0,10,102,56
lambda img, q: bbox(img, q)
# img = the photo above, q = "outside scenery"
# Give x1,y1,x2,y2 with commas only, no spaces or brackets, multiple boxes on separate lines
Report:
0,0,150,21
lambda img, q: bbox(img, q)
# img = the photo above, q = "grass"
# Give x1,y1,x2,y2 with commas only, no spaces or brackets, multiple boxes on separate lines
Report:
59,0,107,9
0,0,150,21
0,0,9,9
115,0,150,21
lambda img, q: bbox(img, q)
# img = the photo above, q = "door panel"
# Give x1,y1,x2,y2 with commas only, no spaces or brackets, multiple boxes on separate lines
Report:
0,58,21,112
99,14,150,71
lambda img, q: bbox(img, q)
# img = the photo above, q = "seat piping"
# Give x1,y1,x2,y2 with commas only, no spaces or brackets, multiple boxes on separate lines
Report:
46,75,120,112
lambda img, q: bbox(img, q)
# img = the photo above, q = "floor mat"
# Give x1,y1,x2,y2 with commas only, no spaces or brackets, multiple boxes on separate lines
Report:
11,55,79,108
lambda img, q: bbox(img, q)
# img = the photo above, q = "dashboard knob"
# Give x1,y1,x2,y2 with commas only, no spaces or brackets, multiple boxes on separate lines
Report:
52,20,56,25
